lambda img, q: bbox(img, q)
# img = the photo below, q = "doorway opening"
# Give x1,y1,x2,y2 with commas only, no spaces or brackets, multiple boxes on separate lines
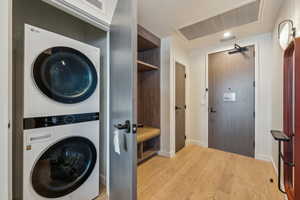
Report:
208,45,255,157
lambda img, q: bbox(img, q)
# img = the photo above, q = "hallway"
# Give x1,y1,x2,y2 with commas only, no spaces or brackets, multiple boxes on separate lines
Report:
137,145,284,200
3,0,300,199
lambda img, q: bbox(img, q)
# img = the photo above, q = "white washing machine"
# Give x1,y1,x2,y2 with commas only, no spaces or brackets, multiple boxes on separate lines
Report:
23,116,99,200
24,24,100,118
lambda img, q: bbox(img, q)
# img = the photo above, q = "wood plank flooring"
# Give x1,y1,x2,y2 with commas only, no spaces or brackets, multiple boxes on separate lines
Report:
95,185,107,200
97,145,285,200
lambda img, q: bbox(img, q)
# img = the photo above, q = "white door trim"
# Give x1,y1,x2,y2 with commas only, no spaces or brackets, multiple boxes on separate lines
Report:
0,0,12,199
159,36,191,157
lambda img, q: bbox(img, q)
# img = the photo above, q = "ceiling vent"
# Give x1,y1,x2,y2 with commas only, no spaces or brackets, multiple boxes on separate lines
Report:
86,0,103,10
220,36,237,42
179,0,261,40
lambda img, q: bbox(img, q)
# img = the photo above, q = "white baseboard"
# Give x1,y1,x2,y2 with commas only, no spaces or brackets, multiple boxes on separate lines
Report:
255,154,272,162
158,151,175,158
186,139,207,147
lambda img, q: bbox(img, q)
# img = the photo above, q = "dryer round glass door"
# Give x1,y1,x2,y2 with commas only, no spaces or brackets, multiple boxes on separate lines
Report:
31,137,97,198
33,47,98,104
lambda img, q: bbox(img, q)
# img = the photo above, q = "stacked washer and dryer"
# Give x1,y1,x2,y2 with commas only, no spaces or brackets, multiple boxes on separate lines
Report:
22,24,100,200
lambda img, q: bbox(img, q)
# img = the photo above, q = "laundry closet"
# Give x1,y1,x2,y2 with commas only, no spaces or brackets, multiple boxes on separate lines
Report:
12,0,111,199
12,0,159,199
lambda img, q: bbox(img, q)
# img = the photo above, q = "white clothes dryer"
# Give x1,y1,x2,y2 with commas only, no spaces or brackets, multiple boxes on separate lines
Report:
24,24,100,118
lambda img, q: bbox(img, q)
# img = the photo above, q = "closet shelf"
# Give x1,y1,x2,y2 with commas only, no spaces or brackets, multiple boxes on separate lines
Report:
137,60,159,72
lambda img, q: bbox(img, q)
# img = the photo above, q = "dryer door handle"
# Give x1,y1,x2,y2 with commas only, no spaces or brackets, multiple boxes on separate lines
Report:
28,134,52,144
30,134,51,141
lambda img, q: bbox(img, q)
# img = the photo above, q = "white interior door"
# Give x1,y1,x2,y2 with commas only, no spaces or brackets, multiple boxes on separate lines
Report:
109,0,137,199
0,0,11,199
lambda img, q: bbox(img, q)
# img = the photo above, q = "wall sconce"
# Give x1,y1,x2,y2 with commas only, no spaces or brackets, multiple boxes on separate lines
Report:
278,19,296,50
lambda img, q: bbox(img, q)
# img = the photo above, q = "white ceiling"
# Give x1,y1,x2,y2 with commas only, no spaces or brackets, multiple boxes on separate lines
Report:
138,0,283,49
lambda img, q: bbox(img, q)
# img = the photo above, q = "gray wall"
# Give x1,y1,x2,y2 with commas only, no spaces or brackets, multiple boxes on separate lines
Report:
12,0,108,199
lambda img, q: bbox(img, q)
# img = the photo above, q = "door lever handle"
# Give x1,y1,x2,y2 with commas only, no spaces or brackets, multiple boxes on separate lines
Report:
114,120,131,133
210,107,217,113
123,134,128,152
175,106,185,110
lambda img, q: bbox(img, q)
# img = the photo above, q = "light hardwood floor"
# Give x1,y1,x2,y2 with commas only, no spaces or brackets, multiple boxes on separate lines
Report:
95,185,107,200
97,145,285,200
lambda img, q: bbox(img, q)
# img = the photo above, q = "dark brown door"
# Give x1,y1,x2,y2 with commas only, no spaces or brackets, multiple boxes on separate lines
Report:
175,63,186,152
208,45,255,157
283,38,300,200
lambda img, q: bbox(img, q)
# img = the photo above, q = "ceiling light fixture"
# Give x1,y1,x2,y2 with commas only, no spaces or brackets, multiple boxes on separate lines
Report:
223,32,232,38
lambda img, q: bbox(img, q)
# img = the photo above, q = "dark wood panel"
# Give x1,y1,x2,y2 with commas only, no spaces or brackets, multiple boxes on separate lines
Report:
137,70,160,128
283,38,300,200
175,63,186,152
284,41,295,200
208,45,255,157
137,38,160,129
137,25,161,164
293,38,300,200
138,25,160,51
138,48,160,67
138,36,158,52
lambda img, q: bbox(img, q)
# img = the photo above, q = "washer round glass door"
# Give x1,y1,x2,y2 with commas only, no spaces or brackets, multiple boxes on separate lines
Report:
31,137,97,198
33,47,98,104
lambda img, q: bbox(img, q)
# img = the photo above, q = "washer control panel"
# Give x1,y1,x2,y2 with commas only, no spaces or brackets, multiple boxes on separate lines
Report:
23,112,99,130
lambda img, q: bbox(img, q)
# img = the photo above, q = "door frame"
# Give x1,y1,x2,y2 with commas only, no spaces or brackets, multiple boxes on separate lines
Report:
204,41,263,160
0,0,12,199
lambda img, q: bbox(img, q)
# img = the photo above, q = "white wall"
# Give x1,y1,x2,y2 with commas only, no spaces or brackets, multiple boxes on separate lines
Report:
188,33,274,161
158,0,300,177
296,1,300,33
160,37,172,156
0,0,11,199
160,35,190,156
271,0,300,171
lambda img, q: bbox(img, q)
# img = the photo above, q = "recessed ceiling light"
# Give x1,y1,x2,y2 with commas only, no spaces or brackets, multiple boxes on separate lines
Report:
223,32,232,38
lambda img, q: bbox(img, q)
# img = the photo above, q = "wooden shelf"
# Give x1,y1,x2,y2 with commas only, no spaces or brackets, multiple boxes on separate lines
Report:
137,126,160,143
137,126,160,164
138,60,159,72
